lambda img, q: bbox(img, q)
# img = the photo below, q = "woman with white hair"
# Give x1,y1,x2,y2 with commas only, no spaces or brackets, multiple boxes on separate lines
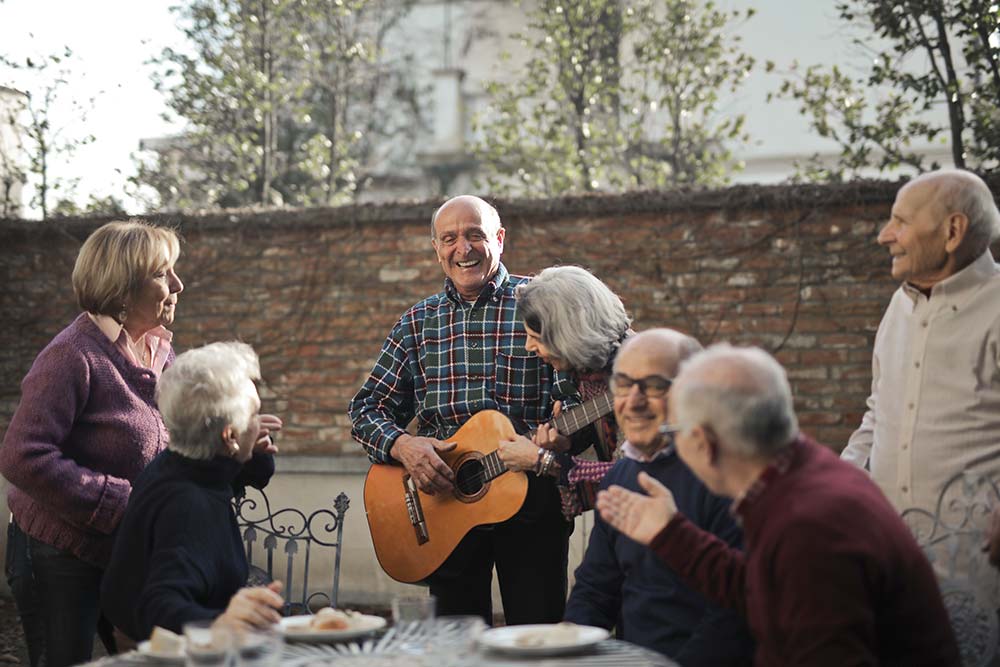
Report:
101,342,283,641
499,266,631,518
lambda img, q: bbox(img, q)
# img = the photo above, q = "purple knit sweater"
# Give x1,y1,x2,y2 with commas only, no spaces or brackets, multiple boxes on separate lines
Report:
0,313,172,567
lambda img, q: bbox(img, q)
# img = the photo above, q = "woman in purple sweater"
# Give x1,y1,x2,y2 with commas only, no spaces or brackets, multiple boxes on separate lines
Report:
0,221,279,667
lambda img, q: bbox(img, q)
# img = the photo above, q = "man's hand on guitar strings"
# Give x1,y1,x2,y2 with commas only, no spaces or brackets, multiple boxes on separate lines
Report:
498,435,541,473
390,434,456,495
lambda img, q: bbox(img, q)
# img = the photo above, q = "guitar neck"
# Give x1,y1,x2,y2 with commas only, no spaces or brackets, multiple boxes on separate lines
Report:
547,389,615,437
481,390,615,484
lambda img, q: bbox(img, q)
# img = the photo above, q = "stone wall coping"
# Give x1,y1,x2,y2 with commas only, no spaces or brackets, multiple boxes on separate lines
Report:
0,177,941,233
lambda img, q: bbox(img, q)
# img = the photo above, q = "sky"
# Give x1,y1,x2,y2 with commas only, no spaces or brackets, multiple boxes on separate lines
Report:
1,0,184,217
0,0,950,218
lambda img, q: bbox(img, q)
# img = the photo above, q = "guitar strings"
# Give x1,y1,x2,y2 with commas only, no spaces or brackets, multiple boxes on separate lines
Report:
450,393,614,494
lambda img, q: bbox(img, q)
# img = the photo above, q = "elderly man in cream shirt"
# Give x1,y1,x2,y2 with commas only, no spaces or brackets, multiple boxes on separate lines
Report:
842,169,1000,520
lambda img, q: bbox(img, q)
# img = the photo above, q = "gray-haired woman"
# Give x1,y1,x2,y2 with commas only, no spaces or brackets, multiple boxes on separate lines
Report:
498,266,631,518
101,342,283,641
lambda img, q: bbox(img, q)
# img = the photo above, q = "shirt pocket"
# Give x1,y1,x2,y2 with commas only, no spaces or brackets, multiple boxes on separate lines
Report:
494,353,542,405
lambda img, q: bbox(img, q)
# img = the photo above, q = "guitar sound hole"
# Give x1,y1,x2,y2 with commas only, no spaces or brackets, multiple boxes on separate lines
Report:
455,459,485,497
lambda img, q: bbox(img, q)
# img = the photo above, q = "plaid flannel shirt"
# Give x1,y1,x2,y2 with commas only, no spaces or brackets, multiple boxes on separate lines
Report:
350,263,575,463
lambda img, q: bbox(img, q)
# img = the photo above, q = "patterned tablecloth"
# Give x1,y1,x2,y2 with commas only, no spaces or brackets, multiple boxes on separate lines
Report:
84,637,676,667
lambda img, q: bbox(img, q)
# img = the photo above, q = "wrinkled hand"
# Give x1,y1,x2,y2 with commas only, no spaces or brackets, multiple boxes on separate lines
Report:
498,435,540,473
390,434,456,495
254,414,283,454
983,507,1000,569
533,401,570,453
217,581,284,630
597,472,678,546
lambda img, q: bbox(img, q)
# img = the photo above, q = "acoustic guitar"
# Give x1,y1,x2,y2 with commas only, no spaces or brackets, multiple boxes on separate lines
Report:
363,391,614,583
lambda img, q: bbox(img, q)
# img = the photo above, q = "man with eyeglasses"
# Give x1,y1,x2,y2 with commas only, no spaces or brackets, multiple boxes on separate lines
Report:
596,344,959,665
564,329,754,666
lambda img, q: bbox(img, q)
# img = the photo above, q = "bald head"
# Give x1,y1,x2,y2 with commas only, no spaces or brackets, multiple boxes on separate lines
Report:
903,169,1000,265
431,195,501,239
672,344,798,459
614,328,702,377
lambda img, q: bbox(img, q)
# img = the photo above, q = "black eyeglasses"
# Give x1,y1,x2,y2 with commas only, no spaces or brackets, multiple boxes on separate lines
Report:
610,373,673,398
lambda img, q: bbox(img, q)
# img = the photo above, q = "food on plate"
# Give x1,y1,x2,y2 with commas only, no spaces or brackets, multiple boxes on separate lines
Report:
284,607,368,634
148,626,185,655
514,622,580,647
311,607,361,631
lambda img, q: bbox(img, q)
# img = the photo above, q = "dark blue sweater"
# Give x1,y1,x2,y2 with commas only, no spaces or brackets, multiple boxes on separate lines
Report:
101,449,274,640
564,450,754,666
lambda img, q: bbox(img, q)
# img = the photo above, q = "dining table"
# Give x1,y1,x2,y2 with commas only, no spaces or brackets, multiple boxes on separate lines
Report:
79,623,678,667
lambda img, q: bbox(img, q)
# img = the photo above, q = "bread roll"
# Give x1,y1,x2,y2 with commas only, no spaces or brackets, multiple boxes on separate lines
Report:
149,626,185,655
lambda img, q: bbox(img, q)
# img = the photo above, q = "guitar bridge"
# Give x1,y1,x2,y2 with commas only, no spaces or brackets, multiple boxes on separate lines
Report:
403,475,429,545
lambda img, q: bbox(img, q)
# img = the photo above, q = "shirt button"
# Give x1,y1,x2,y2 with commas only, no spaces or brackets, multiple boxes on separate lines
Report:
901,442,909,450
914,361,920,368
901,485,909,493
471,342,478,348
921,320,928,327
908,403,915,410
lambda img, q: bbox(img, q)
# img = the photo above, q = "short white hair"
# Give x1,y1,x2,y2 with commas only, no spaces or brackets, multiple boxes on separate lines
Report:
673,344,798,458
157,342,260,460
912,169,1000,265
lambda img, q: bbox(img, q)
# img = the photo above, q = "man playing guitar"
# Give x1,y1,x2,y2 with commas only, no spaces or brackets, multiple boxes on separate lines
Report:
350,195,575,624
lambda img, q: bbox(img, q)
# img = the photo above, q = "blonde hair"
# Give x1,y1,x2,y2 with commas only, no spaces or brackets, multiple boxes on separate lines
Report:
72,220,180,319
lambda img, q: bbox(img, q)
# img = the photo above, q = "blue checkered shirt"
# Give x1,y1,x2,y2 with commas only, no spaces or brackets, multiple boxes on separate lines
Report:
350,263,576,463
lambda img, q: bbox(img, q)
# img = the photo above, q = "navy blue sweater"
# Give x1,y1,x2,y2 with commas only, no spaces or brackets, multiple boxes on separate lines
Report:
564,450,754,666
101,449,274,640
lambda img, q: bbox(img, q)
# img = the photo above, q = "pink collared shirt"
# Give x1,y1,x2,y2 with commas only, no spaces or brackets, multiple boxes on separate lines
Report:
87,314,173,374
621,440,673,463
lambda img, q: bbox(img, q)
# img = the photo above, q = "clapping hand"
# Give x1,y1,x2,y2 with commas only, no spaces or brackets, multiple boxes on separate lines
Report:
597,472,678,545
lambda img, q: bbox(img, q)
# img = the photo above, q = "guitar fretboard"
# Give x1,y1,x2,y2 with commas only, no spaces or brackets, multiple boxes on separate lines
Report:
548,390,615,437
481,450,508,483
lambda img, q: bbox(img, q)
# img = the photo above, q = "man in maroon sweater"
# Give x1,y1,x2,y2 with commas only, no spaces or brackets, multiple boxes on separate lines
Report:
596,344,960,666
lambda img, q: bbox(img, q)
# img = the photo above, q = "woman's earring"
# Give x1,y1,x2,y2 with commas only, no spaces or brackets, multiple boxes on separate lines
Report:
118,304,128,323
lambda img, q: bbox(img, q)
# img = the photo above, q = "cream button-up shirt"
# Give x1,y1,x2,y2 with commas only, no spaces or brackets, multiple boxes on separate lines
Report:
842,250,1000,514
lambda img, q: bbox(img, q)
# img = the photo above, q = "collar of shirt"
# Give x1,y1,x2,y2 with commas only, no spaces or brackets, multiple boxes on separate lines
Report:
901,249,998,309
87,313,173,372
444,263,510,306
731,436,801,517
622,439,675,463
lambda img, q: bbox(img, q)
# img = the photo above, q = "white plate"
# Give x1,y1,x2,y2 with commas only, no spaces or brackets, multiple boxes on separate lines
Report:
279,613,387,643
478,623,609,656
137,640,185,663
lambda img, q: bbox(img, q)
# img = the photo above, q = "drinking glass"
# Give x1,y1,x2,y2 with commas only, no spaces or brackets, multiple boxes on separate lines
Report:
391,594,436,654
427,615,487,666
234,625,283,667
183,620,233,667
391,595,436,625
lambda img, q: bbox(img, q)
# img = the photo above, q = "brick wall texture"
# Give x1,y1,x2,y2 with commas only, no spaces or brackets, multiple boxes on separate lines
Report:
4,180,997,456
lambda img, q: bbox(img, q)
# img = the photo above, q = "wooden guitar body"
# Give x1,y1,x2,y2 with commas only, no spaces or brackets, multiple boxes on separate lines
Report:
363,410,528,583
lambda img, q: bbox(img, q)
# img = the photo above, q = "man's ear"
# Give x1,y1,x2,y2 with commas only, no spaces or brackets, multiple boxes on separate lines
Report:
496,226,506,252
690,424,717,464
702,425,721,466
944,212,970,255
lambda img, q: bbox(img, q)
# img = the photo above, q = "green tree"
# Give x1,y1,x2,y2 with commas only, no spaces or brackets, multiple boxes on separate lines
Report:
0,48,96,218
772,0,1000,180
474,0,754,196
139,0,421,210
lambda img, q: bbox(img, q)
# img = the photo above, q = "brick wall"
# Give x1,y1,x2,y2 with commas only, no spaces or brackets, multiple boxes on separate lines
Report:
3,180,984,455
